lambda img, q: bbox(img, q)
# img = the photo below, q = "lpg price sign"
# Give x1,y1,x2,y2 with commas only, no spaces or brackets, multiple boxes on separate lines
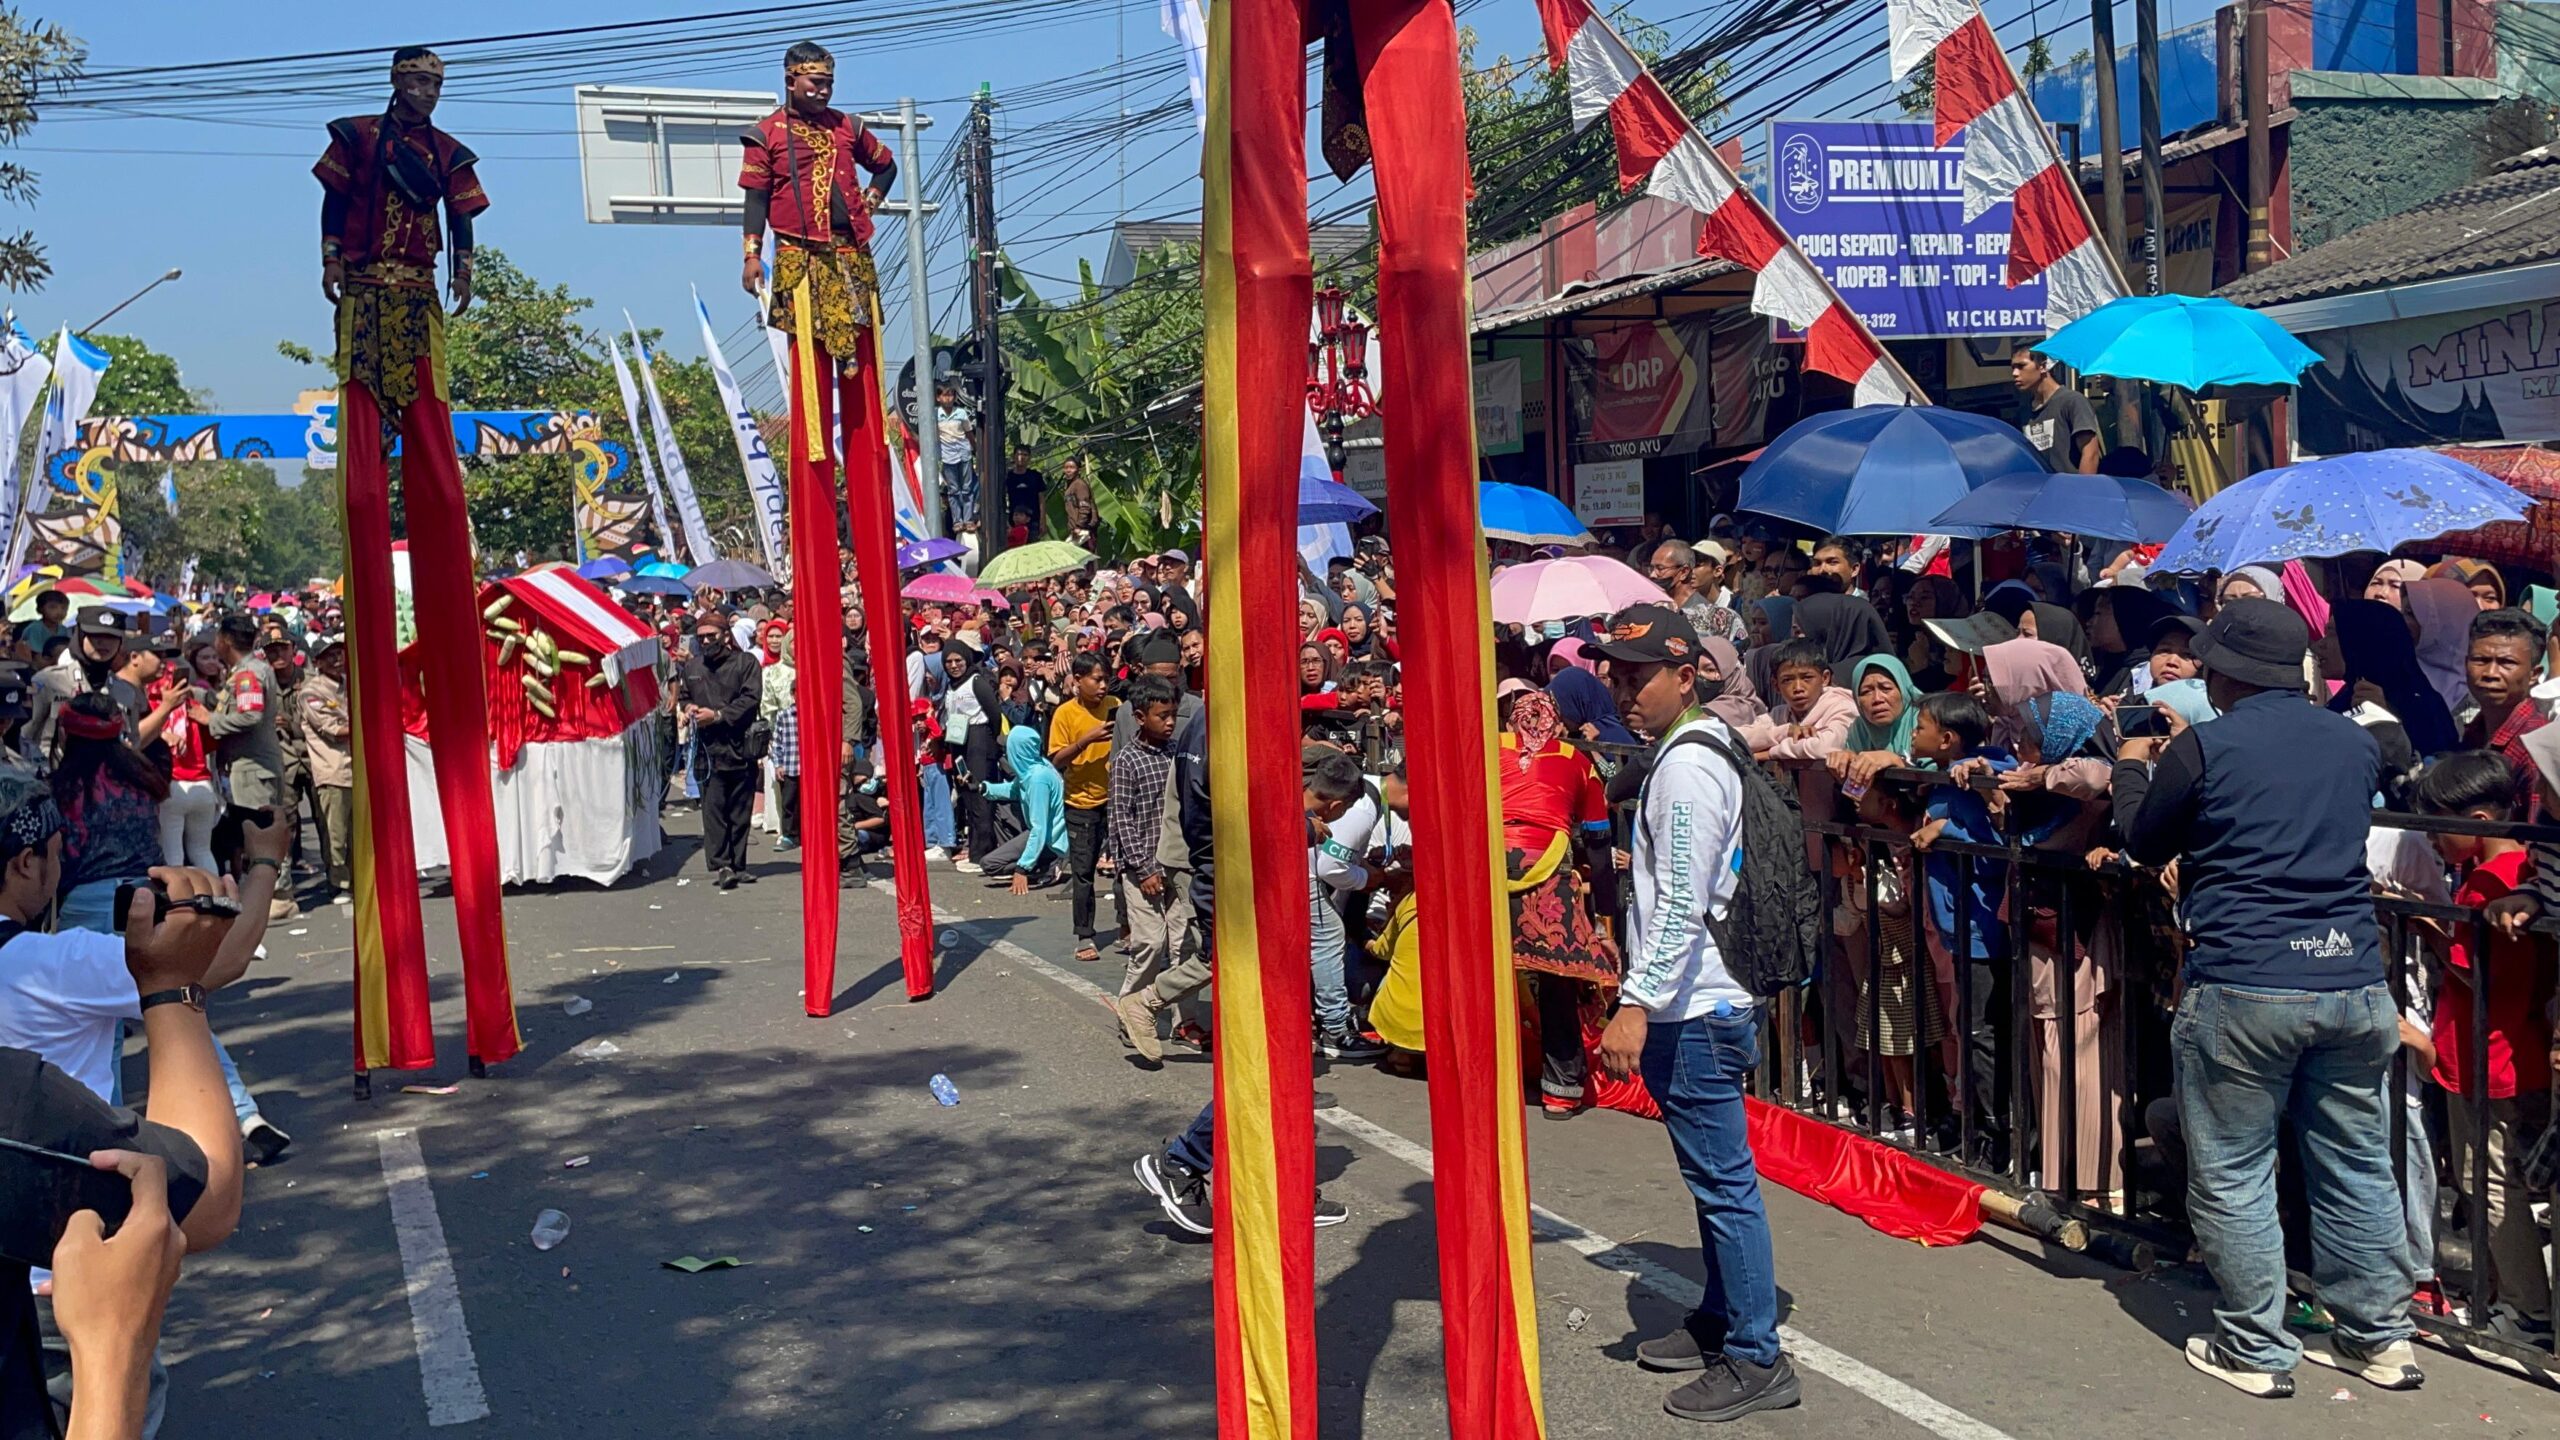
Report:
1767,118,2049,340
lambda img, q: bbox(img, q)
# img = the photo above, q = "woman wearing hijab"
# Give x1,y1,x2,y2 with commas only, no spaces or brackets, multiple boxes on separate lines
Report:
942,645,1004,871
1546,635,1599,678
1299,639,1343,713
1498,687,1621,1118
1827,654,1920,790
1901,574,1964,692
1548,664,1634,747
1696,636,1767,733
2431,556,2507,611
973,724,1066,892
2363,557,2424,609
1315,626,1351,669
2217,565,2283,605
2405,576,2481,717
1339,602,1378,662
1983,582,2091,665
2329,598,2453,798
1794,591,1895,671
1975,634,2116,800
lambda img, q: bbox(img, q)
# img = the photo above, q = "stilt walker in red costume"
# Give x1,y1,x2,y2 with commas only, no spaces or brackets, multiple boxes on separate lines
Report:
1200,2,1542,1433
316,46,519,1087
740,40,935,1009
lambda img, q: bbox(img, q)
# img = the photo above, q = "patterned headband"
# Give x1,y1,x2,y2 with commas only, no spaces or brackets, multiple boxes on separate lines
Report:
785,59,835,77
0,793,62,859
391,53,445,79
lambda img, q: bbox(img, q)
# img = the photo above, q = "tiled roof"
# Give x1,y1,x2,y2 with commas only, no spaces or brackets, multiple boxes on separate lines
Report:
2217,146,2560,308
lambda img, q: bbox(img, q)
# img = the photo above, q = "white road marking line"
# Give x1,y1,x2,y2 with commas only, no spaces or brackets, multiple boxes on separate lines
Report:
906,897,2022,1440
376,1129,491,1427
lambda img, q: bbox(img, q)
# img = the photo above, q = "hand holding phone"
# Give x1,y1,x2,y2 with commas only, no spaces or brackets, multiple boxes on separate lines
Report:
0,1136,136,1266
46,1150,186,1395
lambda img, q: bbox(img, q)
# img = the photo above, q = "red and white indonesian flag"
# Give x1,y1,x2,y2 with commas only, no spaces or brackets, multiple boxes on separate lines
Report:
1889,0,2120,329
1537,0,1913,407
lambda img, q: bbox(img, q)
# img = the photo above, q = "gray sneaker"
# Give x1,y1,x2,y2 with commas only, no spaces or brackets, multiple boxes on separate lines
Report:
2303,1335,2424,1391
2185,1336,2296,1398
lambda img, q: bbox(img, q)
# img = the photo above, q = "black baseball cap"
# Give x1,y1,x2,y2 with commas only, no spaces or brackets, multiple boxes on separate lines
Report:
76,608,130,638
0,662,29,721
2145,613,2206,650
2193,597,2310,690
1589,603,1701,665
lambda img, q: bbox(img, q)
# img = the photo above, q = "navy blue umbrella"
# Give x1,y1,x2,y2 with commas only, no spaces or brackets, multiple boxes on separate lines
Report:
1299,472,1377,525
617,574,692,597
1927,469,2194,543
1737,405,2049,538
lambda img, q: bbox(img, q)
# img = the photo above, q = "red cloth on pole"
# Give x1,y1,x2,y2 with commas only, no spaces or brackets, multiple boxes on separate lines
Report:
338,380,435,1072
1744,1096,1986,1246
788,341,847,1012
1355,1,1546,1429
399,367,520,1065
839,334,936,1000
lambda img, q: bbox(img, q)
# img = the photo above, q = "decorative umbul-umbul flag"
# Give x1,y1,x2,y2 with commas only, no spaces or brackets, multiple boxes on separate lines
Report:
625,315,722,567
693,286,789,582
1887,0,2122,328
1535,0,1915,406
0,324,53,565
605,332,681,560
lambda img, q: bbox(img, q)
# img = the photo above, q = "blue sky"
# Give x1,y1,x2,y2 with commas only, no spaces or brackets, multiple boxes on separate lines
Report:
25,0,2130,416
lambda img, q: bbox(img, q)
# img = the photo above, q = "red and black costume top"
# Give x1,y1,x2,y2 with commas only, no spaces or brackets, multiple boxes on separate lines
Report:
315,113,489,286
739,108,895,251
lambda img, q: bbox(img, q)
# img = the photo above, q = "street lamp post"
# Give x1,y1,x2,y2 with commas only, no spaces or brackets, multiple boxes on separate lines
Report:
1305,285,1375,480
79,267,183,336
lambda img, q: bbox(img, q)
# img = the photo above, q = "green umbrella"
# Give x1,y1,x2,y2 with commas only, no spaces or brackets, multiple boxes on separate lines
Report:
976,540,1098,589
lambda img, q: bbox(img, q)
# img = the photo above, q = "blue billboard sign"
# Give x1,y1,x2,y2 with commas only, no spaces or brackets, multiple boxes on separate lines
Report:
1766,118,2048,341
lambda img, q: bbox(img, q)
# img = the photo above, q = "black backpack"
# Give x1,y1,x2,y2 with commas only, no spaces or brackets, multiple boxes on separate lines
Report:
1636,723,1820,997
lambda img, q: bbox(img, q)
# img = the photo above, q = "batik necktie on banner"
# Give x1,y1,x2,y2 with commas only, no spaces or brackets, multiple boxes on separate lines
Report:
1886,0,2122,328
1536,0,1915,406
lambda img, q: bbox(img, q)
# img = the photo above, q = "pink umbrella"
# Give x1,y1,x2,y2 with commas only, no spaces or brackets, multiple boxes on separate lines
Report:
1487,555,1668,627
902,572,979,605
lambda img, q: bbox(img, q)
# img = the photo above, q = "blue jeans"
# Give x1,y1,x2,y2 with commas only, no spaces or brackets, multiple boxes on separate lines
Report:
1166,1102,1214,1174
1641,1007,1781,1368
1309,874,1349,1038
75,878,262,1126
2174,982,2413,1371
942,461,979,525
917,766,956,850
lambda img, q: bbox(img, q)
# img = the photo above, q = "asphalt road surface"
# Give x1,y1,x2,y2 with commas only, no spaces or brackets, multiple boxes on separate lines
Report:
148,813,2558,1438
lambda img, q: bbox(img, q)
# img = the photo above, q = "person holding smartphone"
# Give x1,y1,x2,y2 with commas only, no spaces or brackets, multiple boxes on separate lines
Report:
4,833,252,1439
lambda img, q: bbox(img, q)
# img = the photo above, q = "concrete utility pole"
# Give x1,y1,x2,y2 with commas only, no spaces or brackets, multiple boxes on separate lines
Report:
2091,0,2141,442
2134,0,2168,295
966,85,1006,561
867,99,944,537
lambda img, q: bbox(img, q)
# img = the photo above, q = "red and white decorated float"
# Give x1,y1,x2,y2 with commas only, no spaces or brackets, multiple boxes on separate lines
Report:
400,563,665,885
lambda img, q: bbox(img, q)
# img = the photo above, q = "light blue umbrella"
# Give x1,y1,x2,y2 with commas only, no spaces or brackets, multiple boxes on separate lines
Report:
1928,469,2194,543
1738,405,2045,538
2033,294,2321,391
1300,472,1376,525
1479,482,1592,544
2148,449,2530,574
634,558,689,580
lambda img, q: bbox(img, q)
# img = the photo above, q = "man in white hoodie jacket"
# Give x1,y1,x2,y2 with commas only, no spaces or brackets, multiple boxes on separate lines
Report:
1591,603,1799,1425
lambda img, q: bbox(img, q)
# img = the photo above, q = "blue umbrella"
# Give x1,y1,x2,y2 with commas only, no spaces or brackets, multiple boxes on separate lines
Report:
2033,293,2321,391
1927,469,2194,543
634,558,689,580
685,557,778,591
1479,482,1592,544
1300,472,1377,525
1738,405,2046,538
2148,449,2531,574
617,574,692,597
897,537,969,571
578,555,633,582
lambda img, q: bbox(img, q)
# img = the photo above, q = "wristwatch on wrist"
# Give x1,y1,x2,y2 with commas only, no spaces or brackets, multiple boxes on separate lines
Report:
140,986,208,1014
246,856,284,875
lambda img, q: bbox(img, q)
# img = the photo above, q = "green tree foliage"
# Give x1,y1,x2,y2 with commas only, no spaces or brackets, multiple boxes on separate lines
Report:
0,8,81,293
1896,35,2054,117
1000,249,1204,558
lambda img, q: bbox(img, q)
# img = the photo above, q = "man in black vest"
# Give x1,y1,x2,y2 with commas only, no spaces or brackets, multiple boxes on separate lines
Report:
2113,598,2421,1399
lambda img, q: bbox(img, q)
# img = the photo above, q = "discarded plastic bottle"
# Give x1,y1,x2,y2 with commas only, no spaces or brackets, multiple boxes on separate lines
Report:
530,1209,571,1251
928,1074,960,1107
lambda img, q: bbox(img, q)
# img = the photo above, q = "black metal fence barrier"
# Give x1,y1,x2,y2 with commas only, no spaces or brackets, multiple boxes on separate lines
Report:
1581,740,2558,1375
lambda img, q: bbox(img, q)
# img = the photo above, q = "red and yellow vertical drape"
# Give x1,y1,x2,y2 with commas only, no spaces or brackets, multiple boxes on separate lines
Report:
1352,0,1544,1430
786,281,936,1014
344,356,520,1072
1202,0,1318,1431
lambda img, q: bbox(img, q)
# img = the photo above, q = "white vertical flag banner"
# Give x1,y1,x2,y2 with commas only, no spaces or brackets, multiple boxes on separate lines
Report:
0,323,54,572
1162,0,1210,134
10,327,106,575
160,467,179,518
693,286,788,583
605,333,680,561
624,314,720,567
